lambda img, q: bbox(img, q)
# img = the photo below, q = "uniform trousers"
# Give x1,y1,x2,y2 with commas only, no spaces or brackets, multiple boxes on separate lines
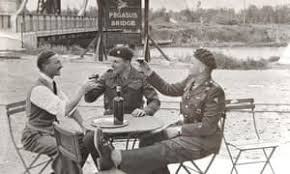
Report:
120,132,211,174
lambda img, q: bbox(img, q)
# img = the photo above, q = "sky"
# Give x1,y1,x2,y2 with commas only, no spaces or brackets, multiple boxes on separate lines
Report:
26,0,289,12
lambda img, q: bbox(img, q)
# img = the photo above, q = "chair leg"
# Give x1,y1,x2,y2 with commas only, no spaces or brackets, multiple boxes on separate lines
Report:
28,153,42,168
38,158,53,174
204,154,216,174
190,161,203,173
181,163,192,174
23,154,41,174
175,163,182,174
225,144,239,174
260,147,277,174
131,138,137,149
230,150,241,174
125,139,130,150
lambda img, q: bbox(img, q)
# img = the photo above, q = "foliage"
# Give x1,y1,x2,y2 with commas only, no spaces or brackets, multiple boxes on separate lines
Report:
150,4,290,25
24,44,84,55
176,52,268,70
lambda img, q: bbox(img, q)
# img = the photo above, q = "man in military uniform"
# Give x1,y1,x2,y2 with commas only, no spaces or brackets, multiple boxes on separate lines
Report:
93,48,226,174
83,46,161,167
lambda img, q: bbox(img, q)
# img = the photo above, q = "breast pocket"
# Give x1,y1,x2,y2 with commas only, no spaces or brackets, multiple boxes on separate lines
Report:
128,80,142,91
189,94,207,115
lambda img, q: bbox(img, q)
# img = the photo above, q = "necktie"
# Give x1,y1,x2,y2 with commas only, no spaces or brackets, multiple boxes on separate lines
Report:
52,81,57,95
52,81,59,123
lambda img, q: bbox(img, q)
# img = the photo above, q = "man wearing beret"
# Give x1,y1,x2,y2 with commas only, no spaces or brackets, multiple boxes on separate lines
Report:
83,46,161,168
93,48,226,174
21,50,97,173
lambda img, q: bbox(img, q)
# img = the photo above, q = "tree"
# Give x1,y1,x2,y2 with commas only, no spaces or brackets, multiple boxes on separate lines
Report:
246,5,259,23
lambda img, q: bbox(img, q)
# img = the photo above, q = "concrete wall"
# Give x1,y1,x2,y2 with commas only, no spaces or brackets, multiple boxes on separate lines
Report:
0,32,22,50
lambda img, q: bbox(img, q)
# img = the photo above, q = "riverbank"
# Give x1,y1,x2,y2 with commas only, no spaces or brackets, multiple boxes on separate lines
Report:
150,22,290,47
14,44,286,70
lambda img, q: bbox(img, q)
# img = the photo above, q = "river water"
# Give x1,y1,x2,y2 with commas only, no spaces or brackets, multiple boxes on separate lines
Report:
149,46,290,63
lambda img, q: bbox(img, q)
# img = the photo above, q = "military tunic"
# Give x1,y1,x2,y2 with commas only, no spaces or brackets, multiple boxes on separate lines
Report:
85,66,160,115
147,71,226,152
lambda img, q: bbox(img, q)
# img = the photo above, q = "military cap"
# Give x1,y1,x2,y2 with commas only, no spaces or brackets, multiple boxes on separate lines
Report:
194,48,217,70
108,46,134,61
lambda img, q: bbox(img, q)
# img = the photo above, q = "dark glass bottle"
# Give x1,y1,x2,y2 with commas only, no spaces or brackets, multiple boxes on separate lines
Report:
113,86,124,125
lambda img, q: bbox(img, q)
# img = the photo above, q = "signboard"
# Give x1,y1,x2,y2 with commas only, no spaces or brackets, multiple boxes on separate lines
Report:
105,0,141,30
105,32,141,47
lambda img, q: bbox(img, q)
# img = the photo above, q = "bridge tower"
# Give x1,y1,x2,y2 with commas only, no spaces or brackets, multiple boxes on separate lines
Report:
37,0,61,14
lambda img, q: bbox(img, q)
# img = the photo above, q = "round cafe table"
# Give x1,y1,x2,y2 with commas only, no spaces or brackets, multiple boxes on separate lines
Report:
83,114,164,135
83,114,165,149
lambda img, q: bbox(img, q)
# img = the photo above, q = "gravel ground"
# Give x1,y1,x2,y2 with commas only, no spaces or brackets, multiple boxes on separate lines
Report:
0,55,290,173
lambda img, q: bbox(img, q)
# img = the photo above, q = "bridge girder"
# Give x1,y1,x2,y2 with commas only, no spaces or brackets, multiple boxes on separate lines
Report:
37,0,61,14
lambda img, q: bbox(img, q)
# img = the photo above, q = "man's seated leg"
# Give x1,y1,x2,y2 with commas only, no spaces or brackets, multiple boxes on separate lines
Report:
95,129,209,174
30,134,58,157
139,131,167,147
83,131,99,166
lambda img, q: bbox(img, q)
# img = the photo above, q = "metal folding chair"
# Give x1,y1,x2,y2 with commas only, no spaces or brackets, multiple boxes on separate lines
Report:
53,122,84,174
175,110,227,174
224,98,279,174
6,100,53,174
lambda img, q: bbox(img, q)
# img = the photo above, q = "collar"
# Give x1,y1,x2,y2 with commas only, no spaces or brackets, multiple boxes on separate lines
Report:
39,72,54,85
121,65,132,80
110,65,138,80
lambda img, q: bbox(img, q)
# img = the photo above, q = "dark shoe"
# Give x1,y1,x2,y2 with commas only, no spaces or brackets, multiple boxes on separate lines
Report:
94,129,115,170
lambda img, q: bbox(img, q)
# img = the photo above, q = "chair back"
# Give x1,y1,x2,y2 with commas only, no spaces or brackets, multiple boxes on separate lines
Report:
53,123,83,165
6,100,26,150
225,98,260,139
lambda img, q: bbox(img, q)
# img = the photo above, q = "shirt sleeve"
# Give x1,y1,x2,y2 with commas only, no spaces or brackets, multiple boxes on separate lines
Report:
59,91,77,117
30,86,66,118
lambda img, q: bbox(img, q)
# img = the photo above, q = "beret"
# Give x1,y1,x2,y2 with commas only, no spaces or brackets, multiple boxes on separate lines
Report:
108,46,134,61
194,48,217,70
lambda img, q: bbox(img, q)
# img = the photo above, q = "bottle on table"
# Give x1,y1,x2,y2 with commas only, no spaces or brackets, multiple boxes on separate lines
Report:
113,86,124,125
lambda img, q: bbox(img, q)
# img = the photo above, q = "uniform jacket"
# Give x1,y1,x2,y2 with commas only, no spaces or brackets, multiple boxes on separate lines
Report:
85,66,160,116
147,72,225,152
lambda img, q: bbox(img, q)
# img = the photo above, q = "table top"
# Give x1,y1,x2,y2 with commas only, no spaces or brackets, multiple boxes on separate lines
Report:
83,114,164,135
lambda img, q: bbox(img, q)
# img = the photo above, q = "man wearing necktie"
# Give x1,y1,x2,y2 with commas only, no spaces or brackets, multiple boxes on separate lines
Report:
21,50,97,174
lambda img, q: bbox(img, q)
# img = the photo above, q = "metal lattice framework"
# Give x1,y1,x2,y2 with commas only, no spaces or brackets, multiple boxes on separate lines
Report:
37,0,61,14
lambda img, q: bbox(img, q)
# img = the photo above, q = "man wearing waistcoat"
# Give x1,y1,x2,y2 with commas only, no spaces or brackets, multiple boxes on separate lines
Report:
93,48,226,174
21,50,97,174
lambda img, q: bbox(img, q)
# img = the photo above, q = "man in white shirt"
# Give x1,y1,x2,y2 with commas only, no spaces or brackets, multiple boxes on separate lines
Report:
21,50,97,174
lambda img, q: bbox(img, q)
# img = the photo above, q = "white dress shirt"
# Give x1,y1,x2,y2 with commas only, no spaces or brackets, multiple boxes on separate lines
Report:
30,72,75,119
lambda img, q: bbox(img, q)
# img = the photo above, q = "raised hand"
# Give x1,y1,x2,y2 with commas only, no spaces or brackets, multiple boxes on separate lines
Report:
131,108,146,117
137,61,153,76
